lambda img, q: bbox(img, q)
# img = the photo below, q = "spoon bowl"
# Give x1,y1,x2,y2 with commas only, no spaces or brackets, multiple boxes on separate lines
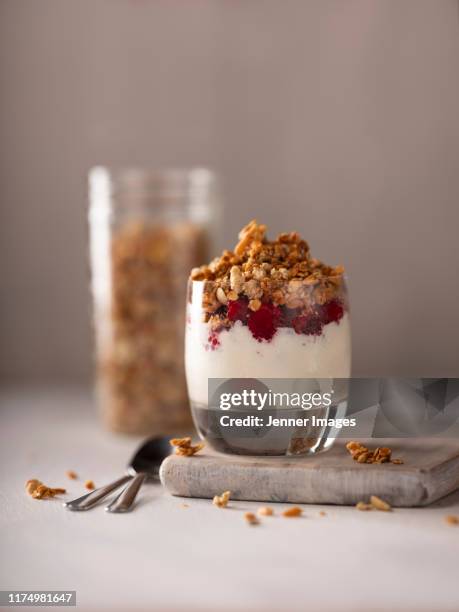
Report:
128,437,173,477
64,436,172,512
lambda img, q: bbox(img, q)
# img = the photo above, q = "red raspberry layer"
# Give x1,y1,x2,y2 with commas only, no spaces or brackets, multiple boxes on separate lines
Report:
223,298,344,342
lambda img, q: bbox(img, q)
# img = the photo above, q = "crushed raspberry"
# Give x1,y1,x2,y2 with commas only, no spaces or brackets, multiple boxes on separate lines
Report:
207,332,220,351
318,299,344,325
227,298,249,322
223,297,344,341
292,314,323,336
247,303,281,341
278,306,301,327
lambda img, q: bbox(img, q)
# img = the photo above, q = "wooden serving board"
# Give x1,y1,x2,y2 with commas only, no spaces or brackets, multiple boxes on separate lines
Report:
159,439,459,507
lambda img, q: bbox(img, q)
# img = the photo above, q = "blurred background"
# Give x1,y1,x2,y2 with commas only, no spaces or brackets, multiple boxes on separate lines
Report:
1,0,458,387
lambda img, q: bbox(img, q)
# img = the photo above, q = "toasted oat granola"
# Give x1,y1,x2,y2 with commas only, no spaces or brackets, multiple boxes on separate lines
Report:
25,479,66,500
356,501,373,511
445,515,459,525
66,470,78,480
84,480,96,490
244,512,259,525
370,495,392,511
346,441,403,465
282,506,303,518
170,437,205,457
190,220,346,338
356,496,392,512
257,506,274,516
98,220,208,435
212,490,231,508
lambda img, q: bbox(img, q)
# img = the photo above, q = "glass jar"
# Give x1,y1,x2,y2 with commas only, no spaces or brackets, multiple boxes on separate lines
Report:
89,167,220,435
185,276,351,456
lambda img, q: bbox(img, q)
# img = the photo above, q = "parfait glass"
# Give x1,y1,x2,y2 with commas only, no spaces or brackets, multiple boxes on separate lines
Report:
185,275,351,456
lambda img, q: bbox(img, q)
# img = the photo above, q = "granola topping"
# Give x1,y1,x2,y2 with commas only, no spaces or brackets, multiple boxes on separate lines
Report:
190,220,346,342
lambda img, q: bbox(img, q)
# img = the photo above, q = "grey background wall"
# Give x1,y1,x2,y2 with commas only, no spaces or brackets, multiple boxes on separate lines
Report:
1,0,458,384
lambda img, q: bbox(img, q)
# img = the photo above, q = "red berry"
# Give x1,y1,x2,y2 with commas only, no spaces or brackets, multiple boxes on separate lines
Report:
318,299,344,325
207,331,220,350
292,314,323,336
227,298,249,322
292,316,306,334
279,306,301,327
247,303,281,341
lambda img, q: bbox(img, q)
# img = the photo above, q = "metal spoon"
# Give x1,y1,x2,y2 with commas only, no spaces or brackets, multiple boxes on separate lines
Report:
64,437,171,513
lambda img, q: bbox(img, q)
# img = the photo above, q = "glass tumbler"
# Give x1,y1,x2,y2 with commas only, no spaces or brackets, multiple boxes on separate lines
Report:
185,276,351,455
89,167,220,435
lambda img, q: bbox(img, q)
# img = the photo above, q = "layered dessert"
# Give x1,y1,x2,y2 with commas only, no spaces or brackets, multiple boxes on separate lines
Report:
185,220,351,455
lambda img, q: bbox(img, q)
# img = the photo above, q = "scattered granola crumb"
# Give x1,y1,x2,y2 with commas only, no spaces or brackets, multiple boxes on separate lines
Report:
257,506,274,516
170,437,205,457
319,511,327,517
346,441,402,465
84,480,95,490
244,512,259,525
282,506,302,518
181,503,189,508
370,495,392,512
26,479,41,495
356,501,373,511
212,491,231,508
66,470,78,480
25,479,66,500
445,515,459,525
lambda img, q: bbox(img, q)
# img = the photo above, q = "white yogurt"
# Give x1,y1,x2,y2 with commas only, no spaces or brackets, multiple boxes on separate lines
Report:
185,296,351,406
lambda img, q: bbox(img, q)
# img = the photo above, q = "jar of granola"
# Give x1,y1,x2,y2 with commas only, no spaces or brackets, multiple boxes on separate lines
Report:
89,167,220,435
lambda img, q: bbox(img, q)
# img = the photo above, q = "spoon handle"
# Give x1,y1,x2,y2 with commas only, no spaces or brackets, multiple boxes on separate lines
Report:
105,473,147,513
64,475,132,511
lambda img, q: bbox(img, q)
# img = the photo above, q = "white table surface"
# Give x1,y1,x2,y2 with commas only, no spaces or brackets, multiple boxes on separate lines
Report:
1,387,459,612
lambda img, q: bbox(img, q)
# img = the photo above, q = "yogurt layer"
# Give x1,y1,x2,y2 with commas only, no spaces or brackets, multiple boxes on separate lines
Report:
185,314,351,406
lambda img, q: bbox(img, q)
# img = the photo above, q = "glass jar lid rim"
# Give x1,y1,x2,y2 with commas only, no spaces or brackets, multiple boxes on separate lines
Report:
89,166,217,198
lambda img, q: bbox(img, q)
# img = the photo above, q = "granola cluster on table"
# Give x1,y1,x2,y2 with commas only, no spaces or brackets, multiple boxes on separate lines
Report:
190,220,347,341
